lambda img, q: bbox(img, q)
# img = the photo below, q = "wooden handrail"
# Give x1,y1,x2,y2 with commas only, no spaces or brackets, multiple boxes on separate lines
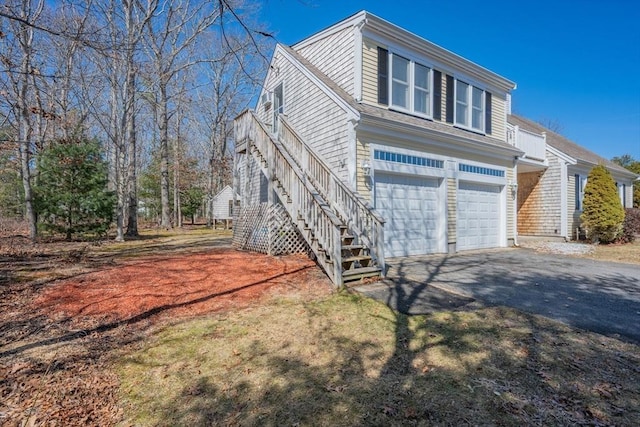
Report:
277,115,385,271
235,110,343,286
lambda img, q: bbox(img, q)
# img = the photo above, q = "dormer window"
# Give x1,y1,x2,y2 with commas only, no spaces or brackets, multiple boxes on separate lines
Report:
391,55,410,109
455,79,485,132
379,48,432,118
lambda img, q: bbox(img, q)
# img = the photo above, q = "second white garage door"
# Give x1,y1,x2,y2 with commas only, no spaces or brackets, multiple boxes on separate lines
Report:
457,181,502,251
375,173,443,257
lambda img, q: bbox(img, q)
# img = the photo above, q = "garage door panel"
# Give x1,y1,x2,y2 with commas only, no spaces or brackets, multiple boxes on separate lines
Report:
458,182,501,251
375,173,442,257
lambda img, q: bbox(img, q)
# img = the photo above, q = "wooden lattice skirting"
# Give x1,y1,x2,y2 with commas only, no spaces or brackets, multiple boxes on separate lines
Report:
233,203,311,256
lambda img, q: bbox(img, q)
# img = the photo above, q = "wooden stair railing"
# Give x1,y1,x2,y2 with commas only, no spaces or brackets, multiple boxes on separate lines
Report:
277,116,385,276
235,110,384,286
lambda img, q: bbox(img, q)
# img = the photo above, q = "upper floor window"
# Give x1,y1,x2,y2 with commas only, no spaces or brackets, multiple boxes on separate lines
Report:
455,79,485,132
391,55,410,109
377,47,493,134
379,48,432,118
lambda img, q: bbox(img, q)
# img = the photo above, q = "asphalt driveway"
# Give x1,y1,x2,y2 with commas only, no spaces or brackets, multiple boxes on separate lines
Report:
353,248,640,344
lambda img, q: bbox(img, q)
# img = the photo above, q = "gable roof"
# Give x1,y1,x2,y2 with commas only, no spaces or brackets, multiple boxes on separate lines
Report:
507,114,637,178
213,185,235,200
282,44,520,157
292,10,516,94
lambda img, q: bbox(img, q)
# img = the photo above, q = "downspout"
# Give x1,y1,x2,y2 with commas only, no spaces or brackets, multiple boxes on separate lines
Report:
513,157,519,247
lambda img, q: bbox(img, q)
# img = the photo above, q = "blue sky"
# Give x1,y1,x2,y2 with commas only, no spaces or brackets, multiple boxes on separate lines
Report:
257,0,640,162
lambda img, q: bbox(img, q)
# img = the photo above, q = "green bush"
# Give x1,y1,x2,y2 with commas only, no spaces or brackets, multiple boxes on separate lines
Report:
34,137,115,240
580,164,625,243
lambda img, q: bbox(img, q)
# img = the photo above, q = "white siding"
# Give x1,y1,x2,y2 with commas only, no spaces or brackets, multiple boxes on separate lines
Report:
261,50,352,182
296,27,356,96
212,186,235,220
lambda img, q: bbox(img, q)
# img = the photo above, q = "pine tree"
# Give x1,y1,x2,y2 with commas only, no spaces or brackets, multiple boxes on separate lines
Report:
34,137,115,240
580,164,625,243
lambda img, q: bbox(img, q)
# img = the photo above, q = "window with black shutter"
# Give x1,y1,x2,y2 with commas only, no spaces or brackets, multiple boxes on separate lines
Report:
433,70,442,120
445,74,454,123
377,47,388,105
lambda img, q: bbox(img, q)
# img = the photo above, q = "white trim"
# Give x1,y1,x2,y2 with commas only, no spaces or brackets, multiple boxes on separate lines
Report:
358,115,522,162
560,160,568,238
546,144,576,165
276,44,360,121
292,10,367,50
353,19,365,102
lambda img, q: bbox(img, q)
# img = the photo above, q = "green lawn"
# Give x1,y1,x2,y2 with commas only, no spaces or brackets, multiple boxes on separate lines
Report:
118,292,640,426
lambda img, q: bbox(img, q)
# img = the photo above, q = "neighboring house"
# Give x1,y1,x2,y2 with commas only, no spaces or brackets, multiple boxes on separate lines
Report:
211,185,237,228
233,10,633,286
506,115,636,240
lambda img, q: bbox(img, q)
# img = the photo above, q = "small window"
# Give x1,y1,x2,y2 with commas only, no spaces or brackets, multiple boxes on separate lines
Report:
273,83,284,132
229,199,234,216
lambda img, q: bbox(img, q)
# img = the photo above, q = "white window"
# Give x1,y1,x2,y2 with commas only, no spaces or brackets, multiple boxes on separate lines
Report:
472,86,484,130
389,53,432,117
273,83,284,132
455,80,469,126
391,55,409,109
455,79,486,132
414,63,430,115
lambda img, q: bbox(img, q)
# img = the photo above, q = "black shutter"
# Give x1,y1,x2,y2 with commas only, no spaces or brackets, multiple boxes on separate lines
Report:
377,47,388,105
575,174,580,210
485,92,492,134
445,74,454,123
433,70,442,120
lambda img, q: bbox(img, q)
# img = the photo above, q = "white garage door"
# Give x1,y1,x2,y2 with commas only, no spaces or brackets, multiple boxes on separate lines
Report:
375,173,442,257
457,182,501,251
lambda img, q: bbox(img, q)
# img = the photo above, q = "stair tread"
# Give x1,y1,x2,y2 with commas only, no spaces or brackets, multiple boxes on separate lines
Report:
342,255,372,262
341,245,364,250
342,266,381,277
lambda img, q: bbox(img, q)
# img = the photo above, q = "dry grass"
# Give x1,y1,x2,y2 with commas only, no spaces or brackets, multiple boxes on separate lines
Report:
117,292,640,427
585,240,640,265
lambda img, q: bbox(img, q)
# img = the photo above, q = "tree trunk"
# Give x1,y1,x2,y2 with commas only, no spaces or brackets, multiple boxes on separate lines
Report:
159,82,171,228
16,6,38,241
125,69,138,237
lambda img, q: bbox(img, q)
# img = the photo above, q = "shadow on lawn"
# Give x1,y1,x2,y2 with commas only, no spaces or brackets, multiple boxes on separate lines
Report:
138,254,640,426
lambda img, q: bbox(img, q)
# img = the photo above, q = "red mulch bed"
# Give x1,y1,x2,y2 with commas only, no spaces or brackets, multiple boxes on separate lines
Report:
33,249,330,323
1,247,332,426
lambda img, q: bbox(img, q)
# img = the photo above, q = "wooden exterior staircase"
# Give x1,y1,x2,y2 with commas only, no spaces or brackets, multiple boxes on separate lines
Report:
234,110,385,287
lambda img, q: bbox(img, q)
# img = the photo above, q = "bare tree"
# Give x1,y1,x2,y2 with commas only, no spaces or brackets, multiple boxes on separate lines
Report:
1,0,45,240
192,29,267,227
141,0,222,229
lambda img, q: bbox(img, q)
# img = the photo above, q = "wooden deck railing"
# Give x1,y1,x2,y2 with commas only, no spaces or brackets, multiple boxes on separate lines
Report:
234,110,343,286
278,116,385,271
